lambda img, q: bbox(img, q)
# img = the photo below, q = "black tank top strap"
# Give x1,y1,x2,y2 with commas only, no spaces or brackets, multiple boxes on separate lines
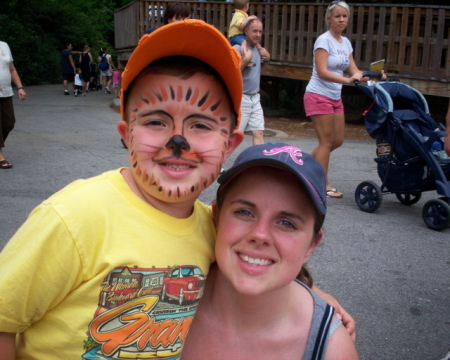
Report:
310,304,335,360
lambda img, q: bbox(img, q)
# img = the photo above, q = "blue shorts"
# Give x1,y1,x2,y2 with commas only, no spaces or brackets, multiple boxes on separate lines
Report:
229,34,245,46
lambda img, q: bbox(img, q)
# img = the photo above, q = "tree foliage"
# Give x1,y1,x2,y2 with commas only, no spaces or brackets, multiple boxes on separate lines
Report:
0,0,124,84
0,0,447,84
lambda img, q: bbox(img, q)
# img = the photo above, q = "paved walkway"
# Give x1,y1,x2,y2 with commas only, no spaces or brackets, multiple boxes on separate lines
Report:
0,84,449,360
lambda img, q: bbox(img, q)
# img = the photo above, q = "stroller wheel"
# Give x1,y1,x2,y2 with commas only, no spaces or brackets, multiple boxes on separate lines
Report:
395,192,422,206
421,199,450,231
355,181,383,213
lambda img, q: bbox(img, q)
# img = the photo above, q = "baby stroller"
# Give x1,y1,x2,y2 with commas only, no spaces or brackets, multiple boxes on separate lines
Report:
88,63,102,91
354,73,450,231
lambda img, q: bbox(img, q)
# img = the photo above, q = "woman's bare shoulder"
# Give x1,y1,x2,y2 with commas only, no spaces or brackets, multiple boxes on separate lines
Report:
324,323,359,360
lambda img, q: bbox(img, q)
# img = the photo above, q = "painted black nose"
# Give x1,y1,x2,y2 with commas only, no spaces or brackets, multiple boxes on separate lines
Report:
165,135,190,158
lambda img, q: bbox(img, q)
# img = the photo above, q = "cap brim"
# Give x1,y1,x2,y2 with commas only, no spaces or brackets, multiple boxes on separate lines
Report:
218,159,326,217
120,19,242,126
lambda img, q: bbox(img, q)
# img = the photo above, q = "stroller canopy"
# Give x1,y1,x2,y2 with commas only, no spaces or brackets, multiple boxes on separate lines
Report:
358,81,434,139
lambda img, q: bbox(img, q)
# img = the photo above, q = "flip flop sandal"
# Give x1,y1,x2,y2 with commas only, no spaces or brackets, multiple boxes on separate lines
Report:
0,160,13,169
327,188,343,198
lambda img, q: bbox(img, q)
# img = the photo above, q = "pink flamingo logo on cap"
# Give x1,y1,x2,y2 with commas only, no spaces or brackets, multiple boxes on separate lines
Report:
262,146,304,165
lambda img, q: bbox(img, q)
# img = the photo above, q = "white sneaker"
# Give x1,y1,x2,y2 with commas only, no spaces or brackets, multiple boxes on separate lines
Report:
432,149,450,161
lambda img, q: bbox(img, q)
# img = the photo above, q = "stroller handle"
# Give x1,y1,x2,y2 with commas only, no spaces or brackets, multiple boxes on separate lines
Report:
354,71,383,85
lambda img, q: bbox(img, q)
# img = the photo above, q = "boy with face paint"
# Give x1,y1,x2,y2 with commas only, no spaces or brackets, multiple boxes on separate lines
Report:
0,20,243,360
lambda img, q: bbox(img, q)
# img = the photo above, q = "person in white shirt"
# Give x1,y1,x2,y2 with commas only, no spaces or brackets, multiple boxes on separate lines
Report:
0,41,26,169
304,1,384,199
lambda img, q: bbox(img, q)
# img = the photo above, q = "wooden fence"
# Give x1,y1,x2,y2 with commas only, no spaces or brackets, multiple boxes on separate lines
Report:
115,1,450,97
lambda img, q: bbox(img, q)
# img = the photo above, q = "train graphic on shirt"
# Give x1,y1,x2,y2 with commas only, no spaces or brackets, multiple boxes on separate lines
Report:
82,265,206,360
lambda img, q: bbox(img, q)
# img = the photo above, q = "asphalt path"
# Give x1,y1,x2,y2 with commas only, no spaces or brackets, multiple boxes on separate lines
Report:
0,84,449,360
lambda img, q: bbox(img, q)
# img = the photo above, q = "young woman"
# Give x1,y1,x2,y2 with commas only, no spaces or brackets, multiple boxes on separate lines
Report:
98,47,115,94
304,1,384,198
79,45,93,92
0,41,26,169
182,143,358,360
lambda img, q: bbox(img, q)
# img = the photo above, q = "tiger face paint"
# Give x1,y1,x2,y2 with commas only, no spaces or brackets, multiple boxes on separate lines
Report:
118,72,242,213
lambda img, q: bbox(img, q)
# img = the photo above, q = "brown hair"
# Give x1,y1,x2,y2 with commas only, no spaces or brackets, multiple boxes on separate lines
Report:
234,0,249,11
297,266,313,287
163,2,190,24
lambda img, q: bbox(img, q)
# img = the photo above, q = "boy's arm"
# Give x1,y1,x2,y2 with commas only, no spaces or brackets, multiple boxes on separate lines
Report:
0,332,16,359
238,14,257,30
0,204,84,343
312,285,356,342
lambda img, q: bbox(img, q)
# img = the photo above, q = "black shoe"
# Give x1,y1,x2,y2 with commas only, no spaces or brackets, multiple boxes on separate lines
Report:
64,90,69,95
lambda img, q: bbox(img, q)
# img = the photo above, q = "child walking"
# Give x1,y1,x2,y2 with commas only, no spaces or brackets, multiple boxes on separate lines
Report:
112,68,120,98
74,67,85,96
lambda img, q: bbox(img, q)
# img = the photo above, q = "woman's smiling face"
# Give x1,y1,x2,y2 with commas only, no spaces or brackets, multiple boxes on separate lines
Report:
214,167,323,297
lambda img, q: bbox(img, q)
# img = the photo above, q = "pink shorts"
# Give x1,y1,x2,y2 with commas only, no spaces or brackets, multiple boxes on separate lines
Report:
304,92,344,117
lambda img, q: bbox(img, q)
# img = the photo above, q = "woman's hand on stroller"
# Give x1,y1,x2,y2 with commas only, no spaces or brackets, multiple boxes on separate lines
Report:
354,70,387,85
348,71,364,84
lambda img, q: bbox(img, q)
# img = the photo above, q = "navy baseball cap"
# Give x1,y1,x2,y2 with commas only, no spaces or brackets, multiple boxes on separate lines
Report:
217,143,327,217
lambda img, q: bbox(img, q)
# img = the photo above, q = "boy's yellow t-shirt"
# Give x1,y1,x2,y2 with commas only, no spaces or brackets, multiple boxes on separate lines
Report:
228,9,249,38
0,169,216,359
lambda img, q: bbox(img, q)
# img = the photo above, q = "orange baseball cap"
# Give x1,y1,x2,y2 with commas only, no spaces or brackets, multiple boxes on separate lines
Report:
120,19,242,128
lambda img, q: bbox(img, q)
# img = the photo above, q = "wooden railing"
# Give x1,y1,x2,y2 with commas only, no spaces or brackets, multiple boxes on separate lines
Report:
115,1,450,97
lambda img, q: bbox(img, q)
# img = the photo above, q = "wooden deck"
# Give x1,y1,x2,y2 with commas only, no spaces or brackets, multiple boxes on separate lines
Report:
115,1,450,98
